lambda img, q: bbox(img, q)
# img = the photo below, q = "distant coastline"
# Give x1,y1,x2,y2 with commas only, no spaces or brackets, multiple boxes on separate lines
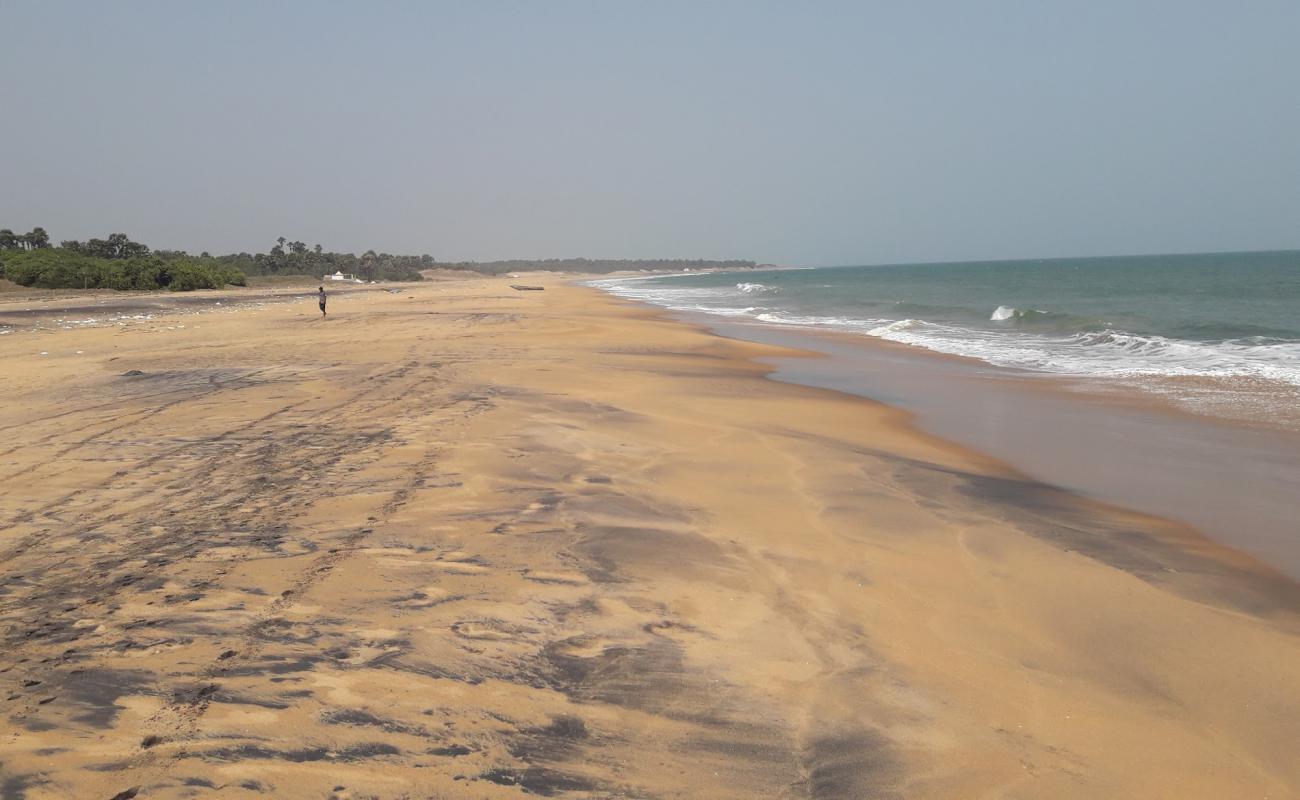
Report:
1,227,769,292
430,257,767,275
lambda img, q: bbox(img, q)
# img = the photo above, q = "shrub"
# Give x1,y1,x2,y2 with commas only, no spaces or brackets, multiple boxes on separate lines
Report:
0,249,241,291
218,265,247,286
120,256,170,289
0,249,101,288
166,261,222,291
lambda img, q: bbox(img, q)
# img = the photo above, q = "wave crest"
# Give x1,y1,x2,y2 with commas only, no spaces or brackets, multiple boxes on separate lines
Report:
586,276,1300,388
991,305,1054,322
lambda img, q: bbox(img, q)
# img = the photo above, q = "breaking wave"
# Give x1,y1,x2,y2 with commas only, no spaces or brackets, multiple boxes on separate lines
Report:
588,275,1300,388
989,305,1083,326
864,322,1300,386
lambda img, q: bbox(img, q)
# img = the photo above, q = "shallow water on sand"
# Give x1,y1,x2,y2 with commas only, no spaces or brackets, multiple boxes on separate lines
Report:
690,315,1300,581
593,251,1300,430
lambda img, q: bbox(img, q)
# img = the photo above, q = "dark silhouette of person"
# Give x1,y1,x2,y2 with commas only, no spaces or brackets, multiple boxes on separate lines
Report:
318,286,327,317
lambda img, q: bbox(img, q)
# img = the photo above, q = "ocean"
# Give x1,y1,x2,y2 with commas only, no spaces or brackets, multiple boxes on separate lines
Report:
593,250,1300,426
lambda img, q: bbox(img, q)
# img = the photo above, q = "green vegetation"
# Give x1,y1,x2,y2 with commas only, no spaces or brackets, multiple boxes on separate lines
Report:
1,225,759,291
0,249,239,291
0,228,425,290
200,237,428,283
0,227,49,250
0,229,244,291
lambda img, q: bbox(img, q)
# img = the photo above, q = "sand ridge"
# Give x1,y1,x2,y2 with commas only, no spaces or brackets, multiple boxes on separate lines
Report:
1,279,1298,798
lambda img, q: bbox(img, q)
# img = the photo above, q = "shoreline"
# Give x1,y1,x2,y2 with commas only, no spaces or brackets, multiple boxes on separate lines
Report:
587,285,1300,581
1,277,1298,797
587,262,1300,435
605,291,1300,585
781,314,1300,436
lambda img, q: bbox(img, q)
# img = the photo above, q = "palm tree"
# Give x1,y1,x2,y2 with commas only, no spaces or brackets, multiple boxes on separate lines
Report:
360,249,378,281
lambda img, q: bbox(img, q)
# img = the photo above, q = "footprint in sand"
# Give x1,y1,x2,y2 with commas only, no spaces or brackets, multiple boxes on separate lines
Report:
522,570,588,586
550,635,619,659
430,551,490,574
395,585,461,609
450,620,531,641
365,546,489,573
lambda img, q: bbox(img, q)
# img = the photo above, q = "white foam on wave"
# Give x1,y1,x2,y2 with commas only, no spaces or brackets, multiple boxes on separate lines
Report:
736,282,775,294
869,321,1300,387
589,275,1300,389
866,319,926,335
990,305,1051,322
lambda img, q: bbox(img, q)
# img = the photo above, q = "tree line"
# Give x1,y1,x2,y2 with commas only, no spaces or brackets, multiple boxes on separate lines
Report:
202,237,428,282
2,226,762,291
0,228,427,290
1,227,52,250
1,229,245,291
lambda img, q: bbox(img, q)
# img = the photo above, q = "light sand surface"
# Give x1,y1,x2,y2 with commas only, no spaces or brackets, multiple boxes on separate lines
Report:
1,279,1298,799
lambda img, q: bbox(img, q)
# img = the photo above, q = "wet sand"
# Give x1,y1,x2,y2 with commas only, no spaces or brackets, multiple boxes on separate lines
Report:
695,317,1300,581
1,279,1298,799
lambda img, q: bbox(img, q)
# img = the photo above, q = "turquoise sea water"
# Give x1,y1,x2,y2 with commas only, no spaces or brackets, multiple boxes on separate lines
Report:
593,250,1300,424
595,250,1300,388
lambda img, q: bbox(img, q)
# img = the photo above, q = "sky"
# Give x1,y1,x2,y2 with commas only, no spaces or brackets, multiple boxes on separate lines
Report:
2,1,1298,266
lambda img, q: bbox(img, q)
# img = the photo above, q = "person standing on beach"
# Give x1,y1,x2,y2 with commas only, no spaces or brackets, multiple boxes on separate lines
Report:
318,286,327,317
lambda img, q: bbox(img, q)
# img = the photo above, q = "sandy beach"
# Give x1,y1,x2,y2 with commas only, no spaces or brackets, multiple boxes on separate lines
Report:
2,278,1298,799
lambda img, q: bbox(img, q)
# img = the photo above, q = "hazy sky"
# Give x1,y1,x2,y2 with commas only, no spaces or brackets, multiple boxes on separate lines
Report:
3,1,1298,265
